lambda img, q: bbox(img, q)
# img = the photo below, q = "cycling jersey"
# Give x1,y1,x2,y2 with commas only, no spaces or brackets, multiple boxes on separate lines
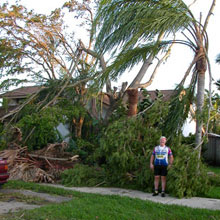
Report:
152,145,172,166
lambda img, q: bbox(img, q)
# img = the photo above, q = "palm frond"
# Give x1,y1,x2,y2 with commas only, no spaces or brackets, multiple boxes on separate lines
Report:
105,40,170,81
163,82,196,140
95,0,193,53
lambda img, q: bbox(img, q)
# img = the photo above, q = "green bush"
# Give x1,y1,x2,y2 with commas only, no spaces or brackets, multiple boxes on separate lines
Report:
209,174,220,187
96,117,210,197
96,116,161,189
167,145,210,198
17,107,64,150
61,164,105,187
67,138,97,164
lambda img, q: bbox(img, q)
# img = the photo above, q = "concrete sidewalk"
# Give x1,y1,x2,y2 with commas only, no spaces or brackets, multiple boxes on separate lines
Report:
42,184,220,211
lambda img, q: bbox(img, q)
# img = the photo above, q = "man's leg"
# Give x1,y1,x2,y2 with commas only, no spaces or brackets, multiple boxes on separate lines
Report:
161,176,166,191
155,175,160,190
161,175,166,197
153,175,160,196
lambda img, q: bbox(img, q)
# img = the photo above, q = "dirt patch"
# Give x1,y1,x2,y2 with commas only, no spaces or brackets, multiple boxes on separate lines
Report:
0,189,72,214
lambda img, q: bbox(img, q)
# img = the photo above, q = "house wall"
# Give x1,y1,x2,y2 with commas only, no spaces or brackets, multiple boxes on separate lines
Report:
204,136,220,166
8,99,18,106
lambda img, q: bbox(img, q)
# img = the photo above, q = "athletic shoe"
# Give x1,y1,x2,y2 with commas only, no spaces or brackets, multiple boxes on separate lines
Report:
152,191,159,196
161,192,165,197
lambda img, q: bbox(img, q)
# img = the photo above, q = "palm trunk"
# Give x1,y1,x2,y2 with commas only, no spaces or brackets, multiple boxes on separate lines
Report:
127,88,138,116
195,45,207,158
195,71,205,158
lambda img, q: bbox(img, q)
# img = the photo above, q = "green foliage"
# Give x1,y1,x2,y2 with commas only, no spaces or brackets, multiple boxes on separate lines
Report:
167,145,210,198
58,97,87,122
67,138,97,164
1,98,9,112
16,107,64,150
96,99,167,189
0,37,26,77
0,122,7,151
103,42,167,81
92,0,194,86
0,79,28,91
61,164,105,187
209,175,220,187
108,101,127,122
208,166,220,175
96,0,191,53
162,85,195,142
204,92,220,134
91,95,210,197
207,166,220,187
181,133,195,147
205,186,220,199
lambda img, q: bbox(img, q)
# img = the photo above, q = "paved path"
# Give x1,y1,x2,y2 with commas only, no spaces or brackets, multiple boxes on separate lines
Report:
0,189,71,214
42,184,220,211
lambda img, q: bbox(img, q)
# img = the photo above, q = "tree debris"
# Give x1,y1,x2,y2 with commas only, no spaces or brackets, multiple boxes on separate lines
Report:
0,142,78,183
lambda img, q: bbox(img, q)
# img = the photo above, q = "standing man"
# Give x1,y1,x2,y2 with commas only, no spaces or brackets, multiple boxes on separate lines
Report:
150,136,174,197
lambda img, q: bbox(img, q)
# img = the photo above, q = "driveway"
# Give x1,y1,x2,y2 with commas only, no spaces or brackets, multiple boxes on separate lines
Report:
0,189,71,214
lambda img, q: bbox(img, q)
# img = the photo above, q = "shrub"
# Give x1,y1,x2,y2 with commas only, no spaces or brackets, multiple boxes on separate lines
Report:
61,164,105,187
67,138,97,164
96,116,161,189
17,107,64,150
97,117,210,197
167,145,210,198
209,174,220,187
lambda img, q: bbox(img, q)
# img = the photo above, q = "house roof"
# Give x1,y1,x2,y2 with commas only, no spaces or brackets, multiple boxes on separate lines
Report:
102,89,175,106
142,90,175,102
0,86,175,104
0,86,42,99
208,133,220,138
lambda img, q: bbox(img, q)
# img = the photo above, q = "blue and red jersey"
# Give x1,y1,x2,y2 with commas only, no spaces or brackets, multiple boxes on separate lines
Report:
152,145,172,166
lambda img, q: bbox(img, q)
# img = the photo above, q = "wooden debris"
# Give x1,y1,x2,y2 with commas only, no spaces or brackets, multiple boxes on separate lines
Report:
0,142,78,183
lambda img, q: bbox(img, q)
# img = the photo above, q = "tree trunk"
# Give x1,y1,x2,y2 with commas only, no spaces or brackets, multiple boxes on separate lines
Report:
195,72,205,156
195,47,207,158
73,85,86,138
128,55,154,89
127,88,138,116
74,116,84,138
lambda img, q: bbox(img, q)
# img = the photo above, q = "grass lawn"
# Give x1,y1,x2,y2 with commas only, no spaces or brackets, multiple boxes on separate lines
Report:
205,186,220,199
0,180,220,220
204,166,220,199
208,166,220,175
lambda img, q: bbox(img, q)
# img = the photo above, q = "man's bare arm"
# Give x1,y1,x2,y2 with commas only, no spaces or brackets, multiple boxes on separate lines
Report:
150,155,154,170
169,155,174,168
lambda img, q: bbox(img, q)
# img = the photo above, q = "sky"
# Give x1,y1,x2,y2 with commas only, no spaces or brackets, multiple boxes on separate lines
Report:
2,0,220,135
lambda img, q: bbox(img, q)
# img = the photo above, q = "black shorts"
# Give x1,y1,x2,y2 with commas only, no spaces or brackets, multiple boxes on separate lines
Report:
154,165,168,176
